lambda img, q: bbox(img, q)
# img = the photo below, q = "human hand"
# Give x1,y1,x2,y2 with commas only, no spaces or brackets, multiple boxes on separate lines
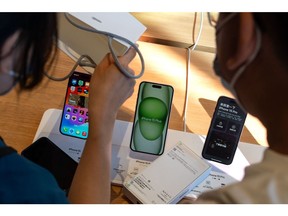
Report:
88,46,137,119
69,47,137,203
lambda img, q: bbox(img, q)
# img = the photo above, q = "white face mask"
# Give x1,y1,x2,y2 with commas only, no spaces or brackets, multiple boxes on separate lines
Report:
0,31,20,95
213,25,262,111
0,69,18,95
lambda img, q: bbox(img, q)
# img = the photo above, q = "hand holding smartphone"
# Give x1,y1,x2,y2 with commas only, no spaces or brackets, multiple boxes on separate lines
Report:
202,96,247,165
130,81,174,155
59,71,91,139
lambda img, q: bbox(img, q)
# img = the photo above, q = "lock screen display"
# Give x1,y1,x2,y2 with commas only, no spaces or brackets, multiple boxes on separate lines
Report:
202,96,247,164
60,71,91,139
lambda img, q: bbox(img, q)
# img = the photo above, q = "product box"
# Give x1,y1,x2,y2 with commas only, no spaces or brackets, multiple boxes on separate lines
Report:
58,12,146,65
123,141,212,204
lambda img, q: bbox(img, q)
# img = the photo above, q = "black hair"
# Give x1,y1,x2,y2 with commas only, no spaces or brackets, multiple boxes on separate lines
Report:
0,12,58,90
253,13,288,66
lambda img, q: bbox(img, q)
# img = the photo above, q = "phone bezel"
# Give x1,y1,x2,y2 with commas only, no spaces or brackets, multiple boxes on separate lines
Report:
21,137,78,192
201,96,247,165
59,71,91,140
130,81,174,155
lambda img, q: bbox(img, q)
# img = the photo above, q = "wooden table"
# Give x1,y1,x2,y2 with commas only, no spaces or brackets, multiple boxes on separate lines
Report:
0,41,267,203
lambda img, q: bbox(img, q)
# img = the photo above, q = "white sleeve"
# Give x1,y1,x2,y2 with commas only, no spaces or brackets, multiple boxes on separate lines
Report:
188,149,288,204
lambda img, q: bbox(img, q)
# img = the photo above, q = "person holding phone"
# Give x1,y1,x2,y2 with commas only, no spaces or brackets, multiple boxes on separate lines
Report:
2,12,288,205
0,13,136,203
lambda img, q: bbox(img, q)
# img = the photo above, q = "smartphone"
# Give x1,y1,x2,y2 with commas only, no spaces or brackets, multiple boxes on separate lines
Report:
59,71,91,139
21,137,78,193
202,96,247,165
130,81,174,155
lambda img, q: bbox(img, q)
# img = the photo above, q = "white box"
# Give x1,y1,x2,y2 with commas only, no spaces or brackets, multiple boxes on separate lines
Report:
58,12,146,65
123,141,212,204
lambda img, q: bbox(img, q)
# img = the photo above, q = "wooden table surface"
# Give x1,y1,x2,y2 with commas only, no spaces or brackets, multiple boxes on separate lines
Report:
0,41,267,203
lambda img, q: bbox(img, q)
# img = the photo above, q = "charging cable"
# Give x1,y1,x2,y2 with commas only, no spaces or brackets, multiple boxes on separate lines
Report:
44,54,96,81
64,13,145,79
183,12,204,132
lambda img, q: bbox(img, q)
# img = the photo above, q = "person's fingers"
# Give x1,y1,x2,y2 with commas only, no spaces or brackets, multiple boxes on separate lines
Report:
96,53,113,69
126,67,135,76
118,45,137,66
108,53,114,65
95,44,138,78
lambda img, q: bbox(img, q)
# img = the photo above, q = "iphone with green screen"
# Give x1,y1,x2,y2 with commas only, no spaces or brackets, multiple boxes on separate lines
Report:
130,81,174,155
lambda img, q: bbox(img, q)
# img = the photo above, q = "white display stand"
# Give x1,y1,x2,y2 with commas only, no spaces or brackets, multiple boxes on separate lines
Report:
34,109,267,193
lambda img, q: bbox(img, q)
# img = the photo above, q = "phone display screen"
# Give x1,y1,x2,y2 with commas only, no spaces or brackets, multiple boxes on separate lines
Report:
59,71,91,139
202,96,247,165
21,137,78,193
130,81,174,155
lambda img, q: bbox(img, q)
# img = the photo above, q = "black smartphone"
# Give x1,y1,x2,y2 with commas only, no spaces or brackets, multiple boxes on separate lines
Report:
21,137,78,193
202,96,247,165
130,81,174,155
59,71,91,139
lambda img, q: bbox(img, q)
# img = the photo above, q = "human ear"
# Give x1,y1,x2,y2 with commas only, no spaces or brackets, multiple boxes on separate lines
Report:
226,13,258,71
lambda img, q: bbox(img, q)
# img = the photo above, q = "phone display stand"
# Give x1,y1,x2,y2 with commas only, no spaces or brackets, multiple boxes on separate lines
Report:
34,109,266,188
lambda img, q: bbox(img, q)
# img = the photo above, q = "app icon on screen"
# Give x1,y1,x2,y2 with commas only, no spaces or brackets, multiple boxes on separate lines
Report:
78,80,84,86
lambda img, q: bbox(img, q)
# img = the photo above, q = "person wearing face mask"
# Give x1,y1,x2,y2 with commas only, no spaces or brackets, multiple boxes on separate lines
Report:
181,13,288,204
0,13,136,203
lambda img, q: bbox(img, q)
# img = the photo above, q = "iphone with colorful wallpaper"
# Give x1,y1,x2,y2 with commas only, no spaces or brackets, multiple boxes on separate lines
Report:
59,71,91,139
130,81,174,155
